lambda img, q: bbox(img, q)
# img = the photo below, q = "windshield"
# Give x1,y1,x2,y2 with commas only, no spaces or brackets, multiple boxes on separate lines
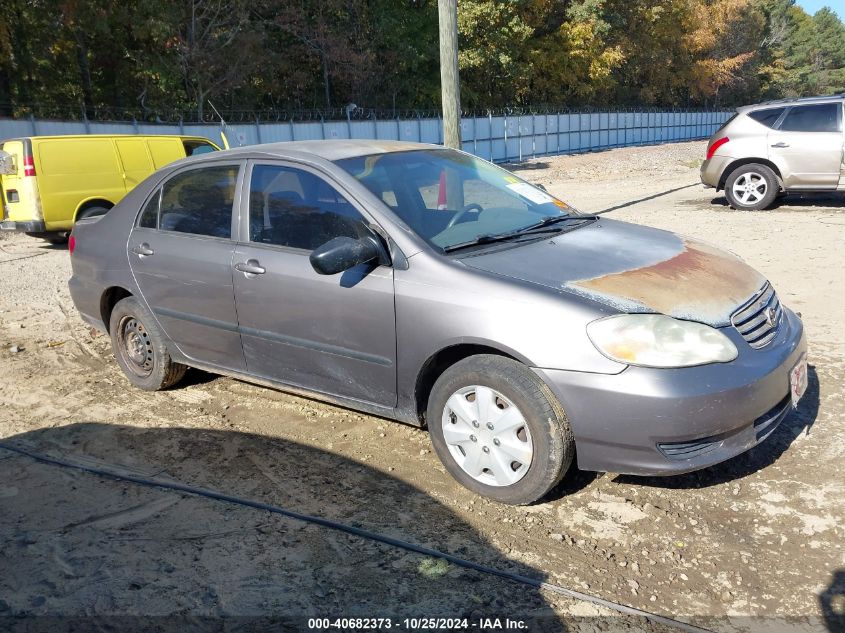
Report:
335,149,577,251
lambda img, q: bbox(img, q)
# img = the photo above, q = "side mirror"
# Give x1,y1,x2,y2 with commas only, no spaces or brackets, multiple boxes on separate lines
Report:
309,236,382,275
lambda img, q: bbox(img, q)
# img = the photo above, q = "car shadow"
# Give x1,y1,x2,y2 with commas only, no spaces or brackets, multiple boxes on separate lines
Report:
0,422,576,631
710,192,845,211
613,364,821,490
819,569,845,632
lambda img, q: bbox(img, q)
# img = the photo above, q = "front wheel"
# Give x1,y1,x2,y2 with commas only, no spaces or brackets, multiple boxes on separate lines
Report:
427,355,574,505
725,164,779,210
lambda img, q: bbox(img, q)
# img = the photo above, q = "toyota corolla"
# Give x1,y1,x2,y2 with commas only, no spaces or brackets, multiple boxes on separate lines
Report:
68,140,808,505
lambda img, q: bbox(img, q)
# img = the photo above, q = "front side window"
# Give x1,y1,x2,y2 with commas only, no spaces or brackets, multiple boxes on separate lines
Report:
779,103,841,133
248,165,371,250
157,165,239,238
183,139,218,156
335,149,574,251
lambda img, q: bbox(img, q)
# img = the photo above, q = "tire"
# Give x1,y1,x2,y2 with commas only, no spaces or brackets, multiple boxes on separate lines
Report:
427,354,574,505
25,231,68,244
724,164,779,210
76,205,110,221
109,296,187,391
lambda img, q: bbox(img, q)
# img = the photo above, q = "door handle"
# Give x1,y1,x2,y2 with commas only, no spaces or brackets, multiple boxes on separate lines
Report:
235,259,266,275
132,243,154,257
771,142,789,148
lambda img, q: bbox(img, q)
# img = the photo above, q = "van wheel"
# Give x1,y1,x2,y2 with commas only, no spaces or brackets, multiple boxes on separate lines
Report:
725,164,778,210
427,354,574,505
76,206,110,221
109,296,187,391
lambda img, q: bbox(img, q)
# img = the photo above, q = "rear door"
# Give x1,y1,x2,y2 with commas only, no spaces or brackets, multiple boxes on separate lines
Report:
232,161,397,406
128,162,246,371
768,102,843,189
0,140,33,224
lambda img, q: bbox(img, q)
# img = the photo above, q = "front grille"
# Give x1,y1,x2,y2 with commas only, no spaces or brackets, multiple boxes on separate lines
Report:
731,282,782,349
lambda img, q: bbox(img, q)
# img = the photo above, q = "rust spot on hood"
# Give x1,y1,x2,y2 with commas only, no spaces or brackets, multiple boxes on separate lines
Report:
570,239,766,326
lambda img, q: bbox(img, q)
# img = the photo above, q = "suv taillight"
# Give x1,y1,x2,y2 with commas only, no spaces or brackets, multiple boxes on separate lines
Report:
706,137,729,160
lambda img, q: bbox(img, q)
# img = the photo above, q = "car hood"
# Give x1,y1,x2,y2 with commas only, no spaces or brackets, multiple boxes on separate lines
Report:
460,218,766,327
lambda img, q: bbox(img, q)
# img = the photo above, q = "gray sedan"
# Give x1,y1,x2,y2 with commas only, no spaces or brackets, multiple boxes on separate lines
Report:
68,140,808,505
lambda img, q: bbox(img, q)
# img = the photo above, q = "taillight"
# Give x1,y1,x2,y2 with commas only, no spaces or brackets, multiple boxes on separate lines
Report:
68,235,76,254
23,155,36,177
706,137,729,160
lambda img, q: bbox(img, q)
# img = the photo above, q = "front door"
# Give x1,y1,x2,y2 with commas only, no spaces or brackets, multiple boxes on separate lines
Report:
232,162,397,407
128,162,246,371
768,102,843,189
115,138,155,190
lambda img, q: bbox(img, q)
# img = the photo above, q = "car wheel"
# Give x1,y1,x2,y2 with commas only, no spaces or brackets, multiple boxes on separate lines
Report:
725,164,779,210
109,296,187,391
76,206,110,221
427,354,574,505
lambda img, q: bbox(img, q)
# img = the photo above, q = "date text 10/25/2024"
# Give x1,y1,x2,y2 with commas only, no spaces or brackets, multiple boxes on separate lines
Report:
308,617,529,630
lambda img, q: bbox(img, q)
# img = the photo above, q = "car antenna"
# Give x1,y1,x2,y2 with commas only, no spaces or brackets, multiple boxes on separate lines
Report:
208,101,231,150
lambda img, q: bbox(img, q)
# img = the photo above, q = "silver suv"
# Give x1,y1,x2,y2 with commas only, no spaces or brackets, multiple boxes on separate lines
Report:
701,95,845,210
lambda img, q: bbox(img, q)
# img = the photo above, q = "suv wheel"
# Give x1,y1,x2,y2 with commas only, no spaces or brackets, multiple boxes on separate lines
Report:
427,355,574,505
725,164,779,210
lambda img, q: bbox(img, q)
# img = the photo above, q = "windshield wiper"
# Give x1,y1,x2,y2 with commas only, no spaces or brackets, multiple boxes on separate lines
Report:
443,215,597,253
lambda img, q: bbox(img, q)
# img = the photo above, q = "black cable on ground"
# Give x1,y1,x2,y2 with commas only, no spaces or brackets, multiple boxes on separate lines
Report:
0,441,712,633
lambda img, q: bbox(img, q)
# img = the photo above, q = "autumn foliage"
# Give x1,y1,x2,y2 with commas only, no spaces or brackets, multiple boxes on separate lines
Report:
0,0,842,119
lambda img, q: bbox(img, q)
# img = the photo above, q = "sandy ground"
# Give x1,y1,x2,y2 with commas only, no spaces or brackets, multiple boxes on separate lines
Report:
1,141,843,632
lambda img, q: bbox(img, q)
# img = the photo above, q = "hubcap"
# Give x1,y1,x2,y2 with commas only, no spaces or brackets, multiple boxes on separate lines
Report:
441,386,533,487
732,172,767,206
118,316,154,377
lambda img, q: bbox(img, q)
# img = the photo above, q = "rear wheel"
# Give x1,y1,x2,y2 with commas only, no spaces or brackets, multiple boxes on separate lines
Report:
76,205,110,221
427,354,574,505
109,296,187,391
25,231,68,244
725,164,779,210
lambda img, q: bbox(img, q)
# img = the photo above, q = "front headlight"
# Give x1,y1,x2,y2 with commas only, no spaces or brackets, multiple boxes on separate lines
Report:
586,314,738,368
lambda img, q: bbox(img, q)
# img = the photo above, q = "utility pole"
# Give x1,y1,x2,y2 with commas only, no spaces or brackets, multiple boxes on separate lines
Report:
438,0,461,149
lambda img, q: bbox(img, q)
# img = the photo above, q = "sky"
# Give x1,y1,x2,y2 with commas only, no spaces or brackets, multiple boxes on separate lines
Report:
797,0,845,15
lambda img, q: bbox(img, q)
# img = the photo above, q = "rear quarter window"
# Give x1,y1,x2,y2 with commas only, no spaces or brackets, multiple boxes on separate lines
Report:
747,107,785,128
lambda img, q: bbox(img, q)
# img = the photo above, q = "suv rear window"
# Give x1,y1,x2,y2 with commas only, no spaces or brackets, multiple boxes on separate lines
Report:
779,103,841,133
748,107,785,128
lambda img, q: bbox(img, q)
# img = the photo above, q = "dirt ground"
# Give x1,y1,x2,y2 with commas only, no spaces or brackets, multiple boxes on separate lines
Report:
1,141,843,632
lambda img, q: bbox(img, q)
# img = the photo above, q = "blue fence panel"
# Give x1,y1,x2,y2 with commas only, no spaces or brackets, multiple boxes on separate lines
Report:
0,108,733,163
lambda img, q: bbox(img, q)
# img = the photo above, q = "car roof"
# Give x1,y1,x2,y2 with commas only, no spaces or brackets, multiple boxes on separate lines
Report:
219,139,442,162
738,93,845,112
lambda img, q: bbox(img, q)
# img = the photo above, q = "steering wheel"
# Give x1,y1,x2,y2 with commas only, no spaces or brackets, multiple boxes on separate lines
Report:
446,203,484,229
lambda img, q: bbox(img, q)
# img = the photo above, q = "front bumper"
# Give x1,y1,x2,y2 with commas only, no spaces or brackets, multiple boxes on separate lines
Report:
700,154,733,190
1,219,47,233
535,307,807,476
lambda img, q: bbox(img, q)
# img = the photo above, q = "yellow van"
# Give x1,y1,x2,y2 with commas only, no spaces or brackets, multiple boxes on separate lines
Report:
0,135,219,242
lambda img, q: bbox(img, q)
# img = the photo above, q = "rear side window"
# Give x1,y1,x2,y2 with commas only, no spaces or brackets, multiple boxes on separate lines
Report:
779,104,841,133
158,165,239,238
748,107,785,128
248,164,371,250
